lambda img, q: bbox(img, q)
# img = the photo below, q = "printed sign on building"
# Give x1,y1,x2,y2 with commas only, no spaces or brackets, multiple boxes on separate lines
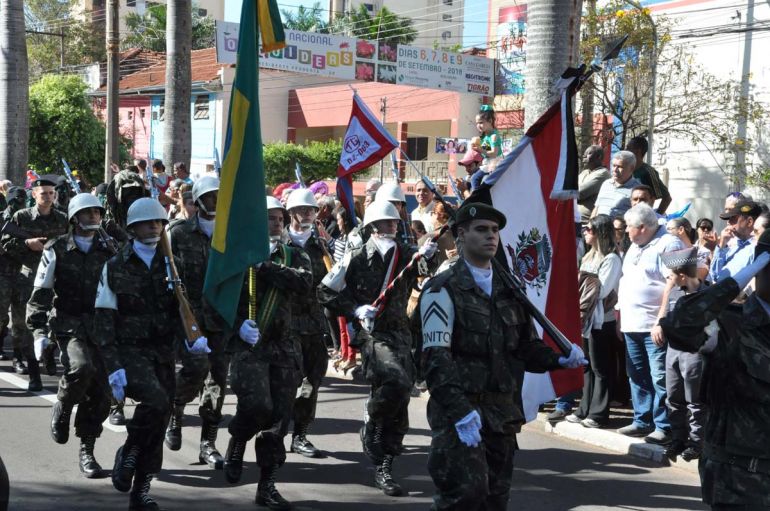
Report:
495,5,527,95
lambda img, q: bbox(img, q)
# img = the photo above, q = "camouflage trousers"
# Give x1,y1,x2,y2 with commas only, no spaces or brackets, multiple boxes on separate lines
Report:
293,332,329,428
0,272,32,358
361,336,414,456
173,332,231,425
228,351,298,468
57,335,111,438
700,450,770,508
120,346,175,474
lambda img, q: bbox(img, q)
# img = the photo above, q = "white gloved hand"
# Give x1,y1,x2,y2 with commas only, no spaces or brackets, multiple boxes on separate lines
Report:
34,337,51,361
418,241,439,259
355,305,377,321
184,336,211,355
239,319,261,346
558,343,589,368
454,409,482,447
108,368,127,402
733,251,770,289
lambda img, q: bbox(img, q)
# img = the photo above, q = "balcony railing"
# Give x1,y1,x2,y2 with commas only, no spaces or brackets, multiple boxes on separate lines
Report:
352,160,452,184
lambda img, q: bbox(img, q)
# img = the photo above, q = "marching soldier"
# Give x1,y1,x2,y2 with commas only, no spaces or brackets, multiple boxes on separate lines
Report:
26,193,115,478
95,198,210,511
419,202,586,510
0,186,29,365
318,200,438,496
223,196,313,510
284,188,330,458
164,176,230,470
1,177,69,391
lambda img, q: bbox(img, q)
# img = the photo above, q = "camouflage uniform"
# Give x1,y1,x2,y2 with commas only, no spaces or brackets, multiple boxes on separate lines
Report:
661,277,770,509
285,232,330,442
420,261,562,510
226,245,312,468
0,203,23,359
26,232,114,437
94,241,182,476
1,206,68,383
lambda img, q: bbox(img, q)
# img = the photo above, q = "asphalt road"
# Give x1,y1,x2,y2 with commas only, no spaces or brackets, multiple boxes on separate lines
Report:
0,361,707,511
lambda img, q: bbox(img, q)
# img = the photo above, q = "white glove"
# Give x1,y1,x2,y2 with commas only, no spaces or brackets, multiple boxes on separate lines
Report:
34,337,51,361
239,319,261,346
108,368,127,402
184,336,211,355
418,241,439,259
355,305,377,321
559,343,589,369
454,409,482,447
733,251,770,289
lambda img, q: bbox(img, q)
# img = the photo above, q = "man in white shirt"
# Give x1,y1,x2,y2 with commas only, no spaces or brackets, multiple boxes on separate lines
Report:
617,204,685,444
592,151,641,219
410,180,435,233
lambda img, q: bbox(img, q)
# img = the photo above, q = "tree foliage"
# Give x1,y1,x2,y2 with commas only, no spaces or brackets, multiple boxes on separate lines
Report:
28,75,129,186
281,3,328,33
122,3,215,52
262,140,342,186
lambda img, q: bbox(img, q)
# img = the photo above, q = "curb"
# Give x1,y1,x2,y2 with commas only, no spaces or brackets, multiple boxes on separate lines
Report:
535,413,700,474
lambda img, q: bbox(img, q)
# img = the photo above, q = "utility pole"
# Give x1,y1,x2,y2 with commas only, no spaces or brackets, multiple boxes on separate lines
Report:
24,29,66,69
734,0,754,191
579,0,597,157
379,97,387,182
104,0,119,183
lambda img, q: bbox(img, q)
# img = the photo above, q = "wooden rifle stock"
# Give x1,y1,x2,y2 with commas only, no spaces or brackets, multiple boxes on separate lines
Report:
159,231,202,344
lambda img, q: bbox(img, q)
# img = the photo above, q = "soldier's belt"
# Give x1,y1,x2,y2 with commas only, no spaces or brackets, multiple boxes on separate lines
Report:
705,444,770,475
465,392,513,406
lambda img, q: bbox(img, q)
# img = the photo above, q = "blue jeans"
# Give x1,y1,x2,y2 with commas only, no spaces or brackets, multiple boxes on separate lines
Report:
624,332,670,432
555,390,580,412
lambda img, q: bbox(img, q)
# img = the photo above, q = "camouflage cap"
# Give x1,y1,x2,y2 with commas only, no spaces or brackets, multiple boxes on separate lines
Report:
661,246,698,272
454,202,506,229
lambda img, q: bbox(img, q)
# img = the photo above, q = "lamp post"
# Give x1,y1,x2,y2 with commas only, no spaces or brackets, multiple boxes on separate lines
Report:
625,0,656,164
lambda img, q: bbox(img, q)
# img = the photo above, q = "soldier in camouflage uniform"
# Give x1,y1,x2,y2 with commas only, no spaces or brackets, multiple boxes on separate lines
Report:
0,186,29,365
1,177,69,391
318,200,438,496
284,188,330,458
26,193,115,478
223,196,312,511
95,198,210,511
164,176,231,470
419,203,586,511
661,230,770,511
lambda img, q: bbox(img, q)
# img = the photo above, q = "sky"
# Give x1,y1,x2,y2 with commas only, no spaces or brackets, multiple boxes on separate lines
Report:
224,0,489,49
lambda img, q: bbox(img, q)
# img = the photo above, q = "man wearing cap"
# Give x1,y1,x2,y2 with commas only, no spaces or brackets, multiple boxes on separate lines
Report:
95,197,209,510
164,176,231,470
660,230,770,510
319,200,438,496
710,199,761,284
455,148,484,200
0,186,29,365
578,145,610,224
651,247,708,461
411,181,435,233
26,193,114,477
419,202,587,510
1,177,69,391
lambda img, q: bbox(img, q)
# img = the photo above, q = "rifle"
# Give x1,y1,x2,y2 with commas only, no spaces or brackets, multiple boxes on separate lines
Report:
311,221,334,272
0,220,32,241
213,147,222,178
61,158,80,193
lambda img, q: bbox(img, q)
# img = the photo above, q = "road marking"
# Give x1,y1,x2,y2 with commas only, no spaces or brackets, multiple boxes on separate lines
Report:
0,371,126,433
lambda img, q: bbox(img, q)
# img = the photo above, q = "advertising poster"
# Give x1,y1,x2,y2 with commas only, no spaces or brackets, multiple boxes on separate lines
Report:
495,5,527,95
435,137,470,154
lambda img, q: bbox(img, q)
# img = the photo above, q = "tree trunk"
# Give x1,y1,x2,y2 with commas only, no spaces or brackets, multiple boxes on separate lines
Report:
579,0,597,156
524,0,582,129
0,0,29,184
163,0,192,170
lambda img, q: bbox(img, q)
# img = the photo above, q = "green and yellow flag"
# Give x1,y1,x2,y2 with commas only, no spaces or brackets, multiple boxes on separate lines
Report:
203,0,285,326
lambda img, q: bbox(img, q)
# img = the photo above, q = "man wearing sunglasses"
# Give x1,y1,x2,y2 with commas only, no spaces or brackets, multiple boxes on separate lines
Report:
710,200,761,283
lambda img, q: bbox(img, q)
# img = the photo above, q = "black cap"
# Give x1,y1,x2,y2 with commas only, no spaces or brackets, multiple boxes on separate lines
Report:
719,199,761,220
6,186,25,201
454,202,507,230
31,176,57,187
94,183,108,195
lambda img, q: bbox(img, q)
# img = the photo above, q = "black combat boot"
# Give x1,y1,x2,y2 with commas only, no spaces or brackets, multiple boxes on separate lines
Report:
79,436,104,478
128,471,160,511
109,403,127,426
255,465,291,510
12,349,27,374
198,422,224,469
290,423,320,458
50,400,73,444
164,405,183,451
27,358,42,392
0,326,9,360
41,342,57,376
223,437,247,483
359,421,384,465
112,444,140,492
374,455,403,496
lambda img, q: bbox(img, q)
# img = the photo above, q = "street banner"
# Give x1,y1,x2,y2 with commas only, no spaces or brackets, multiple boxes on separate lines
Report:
475,85,581,422
336,93,399,226
495,5,528,95
396,46,494,95
204,0,285,326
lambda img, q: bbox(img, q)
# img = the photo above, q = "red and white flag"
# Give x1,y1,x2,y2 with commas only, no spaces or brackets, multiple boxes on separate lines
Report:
475,85,582,421
336,93,398,225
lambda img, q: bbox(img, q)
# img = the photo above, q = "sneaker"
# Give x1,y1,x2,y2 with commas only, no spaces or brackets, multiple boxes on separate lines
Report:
565,414,583,424
617,424,654,437
644,430,672,445
546,409,568,422
580,418,602,429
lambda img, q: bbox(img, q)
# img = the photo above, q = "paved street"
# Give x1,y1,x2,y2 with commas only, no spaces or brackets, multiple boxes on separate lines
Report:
0,361,707,511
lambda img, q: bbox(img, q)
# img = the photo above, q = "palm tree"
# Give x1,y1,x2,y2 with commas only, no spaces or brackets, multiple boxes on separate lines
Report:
123,4,215,52
331,5,417,45
163,0,192,171
0,0,29,184
282,2,328,32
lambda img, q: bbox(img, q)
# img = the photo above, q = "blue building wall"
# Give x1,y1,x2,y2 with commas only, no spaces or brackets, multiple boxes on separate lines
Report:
149,91,218,165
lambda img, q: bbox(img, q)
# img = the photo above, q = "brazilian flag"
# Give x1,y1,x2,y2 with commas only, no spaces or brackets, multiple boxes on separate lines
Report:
203,0,285,326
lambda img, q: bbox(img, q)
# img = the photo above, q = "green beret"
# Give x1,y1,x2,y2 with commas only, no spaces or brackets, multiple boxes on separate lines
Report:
454,202,507,230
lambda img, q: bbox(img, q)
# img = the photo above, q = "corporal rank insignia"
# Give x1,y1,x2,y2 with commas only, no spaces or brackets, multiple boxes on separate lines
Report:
506,227,552,296
421,288,454,349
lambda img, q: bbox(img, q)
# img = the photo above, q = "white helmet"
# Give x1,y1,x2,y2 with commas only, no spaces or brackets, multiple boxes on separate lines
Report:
363,200,401,227
266,196,284,210
126,198,168,226
375,182,406,203
286,188,318,210
192,175,219,203
67,193,105,222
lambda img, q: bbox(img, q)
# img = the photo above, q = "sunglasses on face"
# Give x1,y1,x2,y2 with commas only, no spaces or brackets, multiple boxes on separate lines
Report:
582,225,594,233
698,225,713,232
